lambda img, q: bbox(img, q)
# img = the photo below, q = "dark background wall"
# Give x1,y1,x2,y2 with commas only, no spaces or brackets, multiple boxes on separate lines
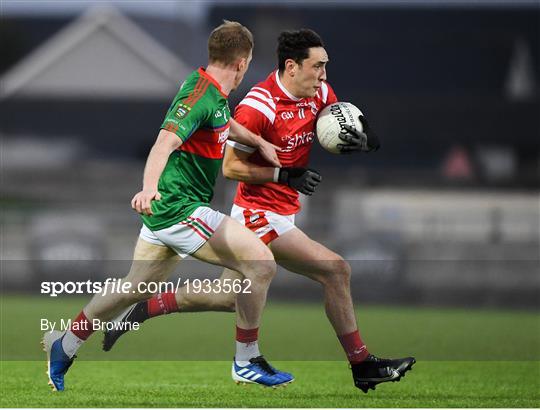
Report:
2,5,538,186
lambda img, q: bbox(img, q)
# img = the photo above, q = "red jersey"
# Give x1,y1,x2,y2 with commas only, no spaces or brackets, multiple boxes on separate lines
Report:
231,70,338,215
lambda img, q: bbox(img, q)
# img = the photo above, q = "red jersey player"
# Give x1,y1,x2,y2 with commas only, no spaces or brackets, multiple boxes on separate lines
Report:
229,67,336,216
103,29,414,393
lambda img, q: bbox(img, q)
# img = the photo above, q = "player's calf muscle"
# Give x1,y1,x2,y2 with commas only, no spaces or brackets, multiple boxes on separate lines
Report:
84,293,128,321
178,288,236,312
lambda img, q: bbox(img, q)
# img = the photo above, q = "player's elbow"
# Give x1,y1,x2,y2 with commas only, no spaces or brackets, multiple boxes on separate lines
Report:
156,129,182,153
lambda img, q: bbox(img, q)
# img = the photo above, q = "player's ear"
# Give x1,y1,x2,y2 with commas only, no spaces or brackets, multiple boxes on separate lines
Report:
237,56,248,72
285,59,296,77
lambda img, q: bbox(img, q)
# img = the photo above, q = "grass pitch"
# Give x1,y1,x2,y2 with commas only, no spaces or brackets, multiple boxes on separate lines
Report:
1,361,539,407
1,296,539,407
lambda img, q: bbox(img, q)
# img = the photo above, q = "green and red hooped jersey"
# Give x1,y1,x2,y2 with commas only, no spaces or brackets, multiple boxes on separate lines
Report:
142,68,231,231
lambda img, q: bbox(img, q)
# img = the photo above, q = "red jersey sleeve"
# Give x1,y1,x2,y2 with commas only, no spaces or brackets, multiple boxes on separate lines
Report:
234,90,275,138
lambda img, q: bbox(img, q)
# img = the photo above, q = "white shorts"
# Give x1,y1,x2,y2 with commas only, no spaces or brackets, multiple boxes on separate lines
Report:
139,206,226,257
230,204,296,244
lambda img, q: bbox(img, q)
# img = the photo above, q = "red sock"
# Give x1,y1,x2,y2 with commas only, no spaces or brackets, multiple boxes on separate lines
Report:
69,311,94,340
236,326,258,343
147,292,179,318
338,330,369,364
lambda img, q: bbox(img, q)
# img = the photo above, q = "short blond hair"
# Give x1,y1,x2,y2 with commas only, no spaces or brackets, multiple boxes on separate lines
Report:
208,20,253,66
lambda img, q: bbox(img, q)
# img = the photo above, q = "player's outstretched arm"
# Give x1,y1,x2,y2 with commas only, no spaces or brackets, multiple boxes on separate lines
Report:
222,145,276,183
131,129,182,215
223,146,322,195
228,118,281,167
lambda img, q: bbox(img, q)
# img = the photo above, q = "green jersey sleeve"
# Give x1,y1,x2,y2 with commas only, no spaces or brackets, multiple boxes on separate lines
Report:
161,98,211,142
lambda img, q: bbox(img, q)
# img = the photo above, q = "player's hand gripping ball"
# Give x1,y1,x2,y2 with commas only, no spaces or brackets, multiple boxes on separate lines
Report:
316,102,379,154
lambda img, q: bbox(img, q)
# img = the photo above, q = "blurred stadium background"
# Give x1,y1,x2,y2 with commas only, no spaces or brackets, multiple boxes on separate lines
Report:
1,0,539,309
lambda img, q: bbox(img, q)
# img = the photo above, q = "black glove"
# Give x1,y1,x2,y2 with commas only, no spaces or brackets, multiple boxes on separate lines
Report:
337,115,380,153
277,167,322,195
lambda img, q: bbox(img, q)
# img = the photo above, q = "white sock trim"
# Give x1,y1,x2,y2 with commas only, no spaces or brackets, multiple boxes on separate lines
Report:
235,340,260,362
61,330,85,358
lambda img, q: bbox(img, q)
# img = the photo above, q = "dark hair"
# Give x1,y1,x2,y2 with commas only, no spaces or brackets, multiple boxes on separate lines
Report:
277,29,324,71
208,20,253,66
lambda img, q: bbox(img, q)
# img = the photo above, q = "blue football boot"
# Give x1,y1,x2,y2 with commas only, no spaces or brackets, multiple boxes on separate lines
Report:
42,330,76,391
232,356,294,387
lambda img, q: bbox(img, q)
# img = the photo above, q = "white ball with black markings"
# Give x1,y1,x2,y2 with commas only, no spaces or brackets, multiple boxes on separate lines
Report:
316,102,363,154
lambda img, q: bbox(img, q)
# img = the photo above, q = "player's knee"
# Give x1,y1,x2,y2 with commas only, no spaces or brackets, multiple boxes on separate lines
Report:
325,256,351,286
254,259,277,282
242,245,276,282
335,257,352,282
242,258,276,285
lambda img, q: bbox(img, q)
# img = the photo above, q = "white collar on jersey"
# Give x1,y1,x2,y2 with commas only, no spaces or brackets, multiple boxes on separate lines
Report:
275,70,302,101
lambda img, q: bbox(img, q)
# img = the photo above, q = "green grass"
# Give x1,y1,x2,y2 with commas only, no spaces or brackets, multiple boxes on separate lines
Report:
1,296,539,407
2,296,539,361
1,361,539,407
